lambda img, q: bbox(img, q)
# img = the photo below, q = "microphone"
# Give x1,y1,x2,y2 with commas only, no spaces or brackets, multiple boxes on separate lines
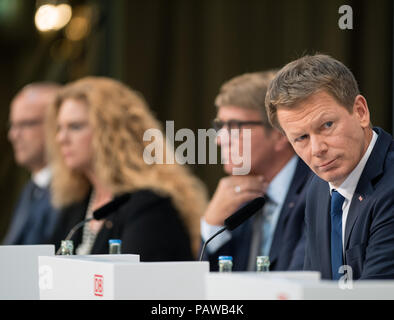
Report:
223,196,266,231
93,193,130,220
55,193,130,255
199,196,265,261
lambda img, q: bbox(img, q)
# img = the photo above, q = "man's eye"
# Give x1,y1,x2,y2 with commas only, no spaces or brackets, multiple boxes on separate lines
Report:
294,134,308,143
227,120,239,130
324,121,333,128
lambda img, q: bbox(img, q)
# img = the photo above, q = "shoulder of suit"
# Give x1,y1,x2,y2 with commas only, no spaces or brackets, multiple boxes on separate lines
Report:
386,139,394,163
373,164,394,194
306,174,328,198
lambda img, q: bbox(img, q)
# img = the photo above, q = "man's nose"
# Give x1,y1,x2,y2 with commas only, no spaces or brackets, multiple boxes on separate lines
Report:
311,135,328,157
8,125,20,142
216,128,227,146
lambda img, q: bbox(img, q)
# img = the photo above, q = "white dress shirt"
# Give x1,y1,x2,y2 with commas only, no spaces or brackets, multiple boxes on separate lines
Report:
32,166,51,188
328,130,378,252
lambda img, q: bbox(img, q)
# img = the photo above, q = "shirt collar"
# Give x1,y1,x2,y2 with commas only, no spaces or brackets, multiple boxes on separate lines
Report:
329,130,378,200
266,155,298,206
32,166,52,188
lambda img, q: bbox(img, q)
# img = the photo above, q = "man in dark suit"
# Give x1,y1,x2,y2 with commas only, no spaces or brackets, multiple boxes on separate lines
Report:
3,82,61,245
265,54,394,280
201,71,313,271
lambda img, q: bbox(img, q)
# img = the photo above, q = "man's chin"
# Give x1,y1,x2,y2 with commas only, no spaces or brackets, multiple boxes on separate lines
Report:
316,170,346,187
14,155,28,167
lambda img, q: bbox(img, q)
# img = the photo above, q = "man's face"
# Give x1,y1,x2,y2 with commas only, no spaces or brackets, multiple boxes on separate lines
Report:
216,106,276,176
8,93,47,171
277,90,371,187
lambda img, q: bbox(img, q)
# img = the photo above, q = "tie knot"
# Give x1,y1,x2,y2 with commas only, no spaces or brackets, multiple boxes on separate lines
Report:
264,194,277,206
262,195,276,220
331,190,345,215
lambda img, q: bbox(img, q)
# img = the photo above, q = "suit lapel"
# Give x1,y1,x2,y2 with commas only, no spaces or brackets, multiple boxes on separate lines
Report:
317,182,332,279
344,182,373,250
344,191,368,249
269,159,310,265
3,181,35,244
269,195,296,265
344,127,391,249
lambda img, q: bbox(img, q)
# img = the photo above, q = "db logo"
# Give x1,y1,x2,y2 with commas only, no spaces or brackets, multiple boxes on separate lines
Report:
94,274,104,297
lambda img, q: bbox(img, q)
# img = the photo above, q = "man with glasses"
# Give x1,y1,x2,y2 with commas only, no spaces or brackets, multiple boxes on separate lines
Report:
3,82,61,245
200,70,313,271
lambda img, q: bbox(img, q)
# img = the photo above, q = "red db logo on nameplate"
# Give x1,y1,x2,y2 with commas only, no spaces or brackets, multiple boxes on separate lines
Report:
94,274,104,297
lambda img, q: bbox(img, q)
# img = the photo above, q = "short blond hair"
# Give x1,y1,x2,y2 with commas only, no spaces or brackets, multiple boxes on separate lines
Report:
265,54,360,130
215,70,278,127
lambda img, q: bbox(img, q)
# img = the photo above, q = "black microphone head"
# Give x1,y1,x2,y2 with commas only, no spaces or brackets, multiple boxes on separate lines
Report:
93,193,131,220
224,197,265,231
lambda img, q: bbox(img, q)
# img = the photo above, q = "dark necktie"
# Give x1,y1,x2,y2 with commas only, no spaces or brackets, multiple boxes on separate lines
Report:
330,190,345,280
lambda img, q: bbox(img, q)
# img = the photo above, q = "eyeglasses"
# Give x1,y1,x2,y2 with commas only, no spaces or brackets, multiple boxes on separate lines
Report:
8,119,43,131
212,118,264,131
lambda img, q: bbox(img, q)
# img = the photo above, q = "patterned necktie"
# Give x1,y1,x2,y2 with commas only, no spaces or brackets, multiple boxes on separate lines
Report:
330,190,345,280
261,196,276,256
247,195,275,270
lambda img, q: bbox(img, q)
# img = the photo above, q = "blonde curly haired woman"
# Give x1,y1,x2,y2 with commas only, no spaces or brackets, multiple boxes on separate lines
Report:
47,77,208,261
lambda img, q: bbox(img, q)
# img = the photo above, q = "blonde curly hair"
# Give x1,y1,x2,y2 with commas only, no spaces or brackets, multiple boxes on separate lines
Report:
46,76,208,256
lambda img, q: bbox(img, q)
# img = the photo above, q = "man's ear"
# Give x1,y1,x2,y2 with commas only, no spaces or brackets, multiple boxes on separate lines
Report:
353,95,370,128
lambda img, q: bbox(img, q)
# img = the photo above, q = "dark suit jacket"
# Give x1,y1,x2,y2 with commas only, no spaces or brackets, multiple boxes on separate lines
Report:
204,158,313,271
2,181,58,245
51,189,194,261
304,127,394,280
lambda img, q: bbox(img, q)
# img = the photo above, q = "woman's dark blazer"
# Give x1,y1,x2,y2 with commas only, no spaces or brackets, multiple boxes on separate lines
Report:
51,189,194,261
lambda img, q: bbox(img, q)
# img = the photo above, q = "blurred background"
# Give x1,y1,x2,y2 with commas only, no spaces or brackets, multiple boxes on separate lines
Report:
0,0,392,241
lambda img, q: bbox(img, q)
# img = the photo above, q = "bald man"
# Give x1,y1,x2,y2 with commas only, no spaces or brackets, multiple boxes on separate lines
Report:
3,82,61,245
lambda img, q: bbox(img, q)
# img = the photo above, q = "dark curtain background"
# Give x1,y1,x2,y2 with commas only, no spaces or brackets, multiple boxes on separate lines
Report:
0,0,392,241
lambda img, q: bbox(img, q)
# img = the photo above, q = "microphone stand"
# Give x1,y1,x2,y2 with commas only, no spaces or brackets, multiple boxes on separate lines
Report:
199,226,227,261
55,218,94,255
198,197,265,262
54,193,131,255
